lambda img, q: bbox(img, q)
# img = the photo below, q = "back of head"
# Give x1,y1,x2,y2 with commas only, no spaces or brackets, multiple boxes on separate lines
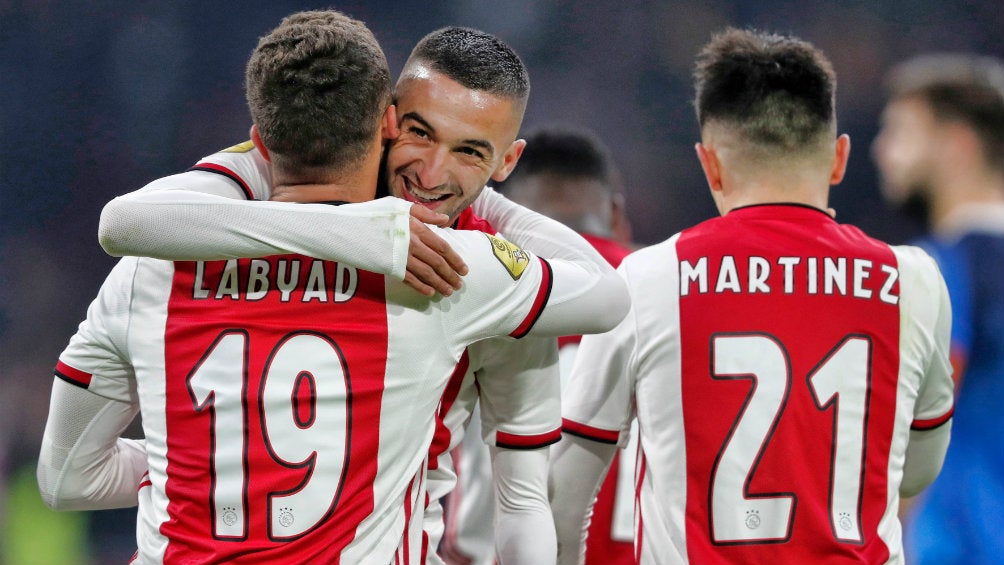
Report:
246,10,391,171
501,127,620,235
886,53,1004,170
693,28,837,161
404,26,530,113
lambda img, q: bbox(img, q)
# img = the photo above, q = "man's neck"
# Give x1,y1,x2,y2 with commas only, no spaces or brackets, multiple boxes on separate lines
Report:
269,151,382,204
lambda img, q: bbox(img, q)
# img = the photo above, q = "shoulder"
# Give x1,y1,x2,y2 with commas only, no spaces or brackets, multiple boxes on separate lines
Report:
188,141,272,200
438,229,538,282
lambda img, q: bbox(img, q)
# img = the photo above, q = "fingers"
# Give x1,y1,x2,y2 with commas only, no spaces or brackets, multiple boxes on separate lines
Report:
409,204,452,227
403,271,437,297
407,217,468,296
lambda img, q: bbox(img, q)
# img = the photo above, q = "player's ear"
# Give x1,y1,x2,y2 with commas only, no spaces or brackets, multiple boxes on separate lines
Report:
250,124,271,163
829,134,850,185
490,138,526,183
695,142,723,193
381,104,400,141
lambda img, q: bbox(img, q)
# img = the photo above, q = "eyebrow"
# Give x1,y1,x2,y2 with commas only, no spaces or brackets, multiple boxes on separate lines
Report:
401,111,496,157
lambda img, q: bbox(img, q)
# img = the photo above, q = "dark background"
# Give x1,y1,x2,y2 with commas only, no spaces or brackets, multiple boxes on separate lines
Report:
2,2,1001,562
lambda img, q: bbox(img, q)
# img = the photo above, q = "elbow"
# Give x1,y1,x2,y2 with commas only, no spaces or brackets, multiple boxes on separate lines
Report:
37,464,73,511
97,198,135,257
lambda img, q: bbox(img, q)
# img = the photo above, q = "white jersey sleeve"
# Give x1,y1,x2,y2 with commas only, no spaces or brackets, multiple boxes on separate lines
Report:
428,229,626,344
55,257,140,403
37,378,146,511
40,257,147,511
473,336,562,447
472,187,628,336
559,257,645,446
98,143,413,279
892,245,955,496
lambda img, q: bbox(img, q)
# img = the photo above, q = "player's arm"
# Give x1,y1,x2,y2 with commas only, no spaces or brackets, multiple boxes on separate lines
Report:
470,187,629,335
99,173,466,296
38,258,147,510
491,446,557,565
549,434,617,565
901,250,955,497
548,274,639,565
37,378,146,510
473,337,562,563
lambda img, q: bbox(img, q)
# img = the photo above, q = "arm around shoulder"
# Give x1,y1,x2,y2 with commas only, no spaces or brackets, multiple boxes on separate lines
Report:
98,181,414,279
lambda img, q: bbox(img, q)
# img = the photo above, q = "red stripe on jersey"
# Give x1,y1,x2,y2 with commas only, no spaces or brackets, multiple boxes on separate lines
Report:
161,256,389,563
911,408,954,430
510,257,553,338
635,452,647,564
428,351,472,471
562,418,620,444
190,163,255,200
54,360,92,388
138,472,152,491
453,208,497,235
495,427,562,449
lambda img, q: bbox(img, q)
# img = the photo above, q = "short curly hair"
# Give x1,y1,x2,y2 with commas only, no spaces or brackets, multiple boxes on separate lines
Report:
246,10,391,170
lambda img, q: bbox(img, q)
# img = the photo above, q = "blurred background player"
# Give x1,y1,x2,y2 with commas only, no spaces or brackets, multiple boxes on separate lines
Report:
436,127,638,564
550,27,955,564
872,52,1004,565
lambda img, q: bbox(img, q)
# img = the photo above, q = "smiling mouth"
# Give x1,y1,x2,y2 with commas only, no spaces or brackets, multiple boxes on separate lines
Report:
404,178,451,204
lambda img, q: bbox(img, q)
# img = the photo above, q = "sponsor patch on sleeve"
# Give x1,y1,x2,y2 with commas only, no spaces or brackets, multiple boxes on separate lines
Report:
486,233,531,280
221,140,255,153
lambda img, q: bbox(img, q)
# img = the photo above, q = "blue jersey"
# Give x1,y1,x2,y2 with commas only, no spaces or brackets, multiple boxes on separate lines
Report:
905,212,1004,565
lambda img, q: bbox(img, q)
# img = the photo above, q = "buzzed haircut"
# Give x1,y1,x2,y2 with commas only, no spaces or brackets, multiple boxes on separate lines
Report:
246,9,391,170
504,128,615,187
886,53,1004,169
693,28,836,153
407,26,529,102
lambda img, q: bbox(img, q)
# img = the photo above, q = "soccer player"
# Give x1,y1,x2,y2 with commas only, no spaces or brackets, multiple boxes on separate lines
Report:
549,28,955,565
872,52,1004,565
98,24,580,565
36,11,628,564
98,24,592,565
434,127,637,564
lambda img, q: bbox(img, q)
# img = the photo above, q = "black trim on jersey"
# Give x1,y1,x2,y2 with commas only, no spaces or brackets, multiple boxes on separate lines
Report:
562,427,620,445
495,434,562,450
729,202,834,217
54,371,90,390
512,258,554,339
188,165,255,200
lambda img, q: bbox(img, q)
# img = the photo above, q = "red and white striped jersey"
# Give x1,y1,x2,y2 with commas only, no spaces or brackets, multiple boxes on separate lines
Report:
562,204,955,565
57,229,554,564
53,143,625,564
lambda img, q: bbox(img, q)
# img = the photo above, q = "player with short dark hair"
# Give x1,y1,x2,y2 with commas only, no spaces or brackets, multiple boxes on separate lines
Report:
550,28,954,565
37,11,628,564
873,52,1004,565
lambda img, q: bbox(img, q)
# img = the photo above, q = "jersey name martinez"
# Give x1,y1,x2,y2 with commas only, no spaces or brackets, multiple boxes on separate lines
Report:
190,258,359,303
680,255,899,304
